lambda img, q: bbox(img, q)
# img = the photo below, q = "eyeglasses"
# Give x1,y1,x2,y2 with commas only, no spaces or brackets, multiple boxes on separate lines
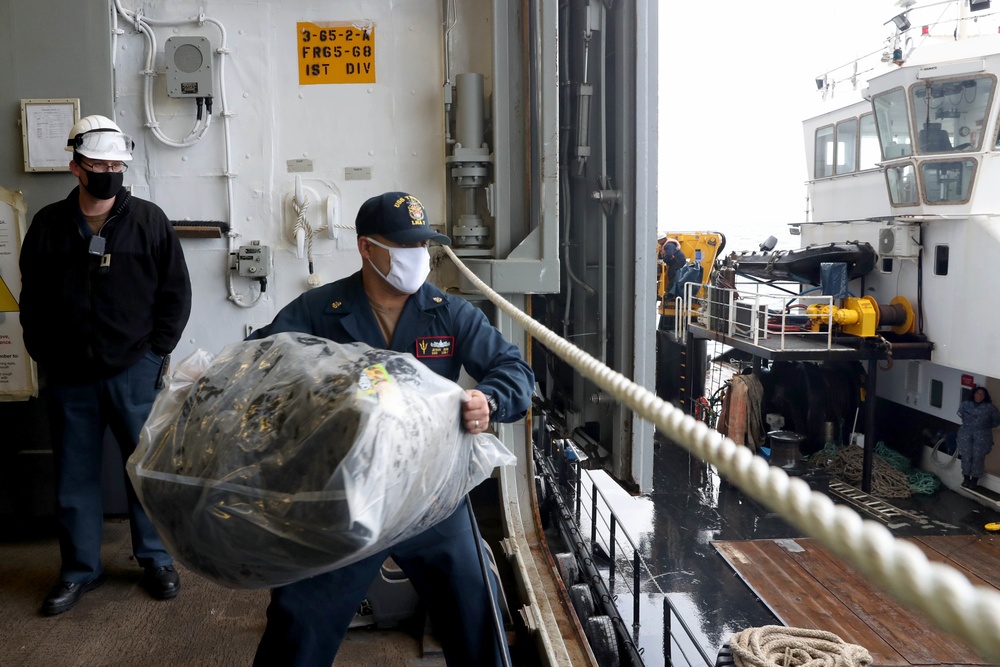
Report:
78,159,129,174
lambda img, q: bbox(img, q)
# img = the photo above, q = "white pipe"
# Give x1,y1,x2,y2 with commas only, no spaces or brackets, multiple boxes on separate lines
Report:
115,1,244,304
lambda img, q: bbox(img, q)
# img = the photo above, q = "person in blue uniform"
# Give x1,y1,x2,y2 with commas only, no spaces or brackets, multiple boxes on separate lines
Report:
957,386,1000,489
18,115,191,615
657,236,686,283
250,191,533,667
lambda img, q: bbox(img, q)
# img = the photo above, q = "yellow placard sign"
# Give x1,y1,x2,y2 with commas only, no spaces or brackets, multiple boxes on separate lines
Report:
0,276,16,312
297,22,376,85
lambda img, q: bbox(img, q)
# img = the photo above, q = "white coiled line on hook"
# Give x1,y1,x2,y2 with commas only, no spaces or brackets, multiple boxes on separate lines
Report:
443,245,1000,663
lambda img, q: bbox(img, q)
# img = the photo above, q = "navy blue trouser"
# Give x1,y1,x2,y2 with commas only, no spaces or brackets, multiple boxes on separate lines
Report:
48,350,173,582
958,428,993,478
253,498,510,667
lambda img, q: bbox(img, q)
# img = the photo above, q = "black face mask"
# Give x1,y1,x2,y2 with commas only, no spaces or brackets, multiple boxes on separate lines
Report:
82,171,124,200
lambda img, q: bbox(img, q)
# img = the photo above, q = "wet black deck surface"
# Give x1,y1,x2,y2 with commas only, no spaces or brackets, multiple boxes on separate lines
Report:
609,437,1000,667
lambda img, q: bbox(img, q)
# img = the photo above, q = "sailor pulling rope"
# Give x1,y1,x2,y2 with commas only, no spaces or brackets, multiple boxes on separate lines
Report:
729,626,872,667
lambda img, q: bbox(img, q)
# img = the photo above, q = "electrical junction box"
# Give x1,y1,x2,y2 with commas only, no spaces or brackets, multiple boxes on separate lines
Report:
878,224,920,258
165,36,213,98
236,241,271,278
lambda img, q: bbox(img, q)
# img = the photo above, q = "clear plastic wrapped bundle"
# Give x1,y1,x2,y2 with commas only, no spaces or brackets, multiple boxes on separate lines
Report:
127,332,516,589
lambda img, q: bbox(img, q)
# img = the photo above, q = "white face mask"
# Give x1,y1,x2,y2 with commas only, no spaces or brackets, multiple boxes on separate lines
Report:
366,237,431,294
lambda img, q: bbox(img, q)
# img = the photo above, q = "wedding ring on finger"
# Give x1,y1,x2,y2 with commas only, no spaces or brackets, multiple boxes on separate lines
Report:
475,420,480,429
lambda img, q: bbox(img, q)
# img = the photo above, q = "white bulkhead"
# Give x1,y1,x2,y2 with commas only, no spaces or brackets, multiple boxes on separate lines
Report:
110,0,489,362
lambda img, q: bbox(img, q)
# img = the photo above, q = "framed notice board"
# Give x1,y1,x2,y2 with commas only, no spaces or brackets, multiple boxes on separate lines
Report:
20,98,80,172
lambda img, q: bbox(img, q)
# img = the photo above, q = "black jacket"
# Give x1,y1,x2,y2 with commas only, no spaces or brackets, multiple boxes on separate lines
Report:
19,187,192,383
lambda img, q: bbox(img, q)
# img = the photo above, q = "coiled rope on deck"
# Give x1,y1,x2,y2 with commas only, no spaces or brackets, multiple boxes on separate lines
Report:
808,444,912,498
808,443,941,497
443,246,1000,664
729,626,872,667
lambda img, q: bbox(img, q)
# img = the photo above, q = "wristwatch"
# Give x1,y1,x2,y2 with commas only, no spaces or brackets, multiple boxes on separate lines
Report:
484,393,499,421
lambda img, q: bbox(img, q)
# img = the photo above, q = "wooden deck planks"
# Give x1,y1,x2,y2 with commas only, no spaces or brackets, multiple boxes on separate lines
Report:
713,536,995,667
915,534,1000,590
782,539,987,666
713,540,907,666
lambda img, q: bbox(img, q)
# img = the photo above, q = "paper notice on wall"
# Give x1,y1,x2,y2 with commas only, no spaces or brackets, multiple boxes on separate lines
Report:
23,101,77,171
0,187,36,400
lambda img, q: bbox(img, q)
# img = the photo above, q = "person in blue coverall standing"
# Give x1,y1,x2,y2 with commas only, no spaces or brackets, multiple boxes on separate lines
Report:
957,385,1000,489
250,191,533,667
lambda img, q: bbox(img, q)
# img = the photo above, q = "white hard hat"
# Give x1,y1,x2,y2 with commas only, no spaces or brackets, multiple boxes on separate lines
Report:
66,114,134,161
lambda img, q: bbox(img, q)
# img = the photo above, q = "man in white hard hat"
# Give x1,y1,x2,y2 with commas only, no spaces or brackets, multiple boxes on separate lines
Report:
18,114,192,615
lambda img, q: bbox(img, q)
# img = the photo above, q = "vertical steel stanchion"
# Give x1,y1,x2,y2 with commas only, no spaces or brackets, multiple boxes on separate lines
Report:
591,483,598,550
863,358,878,493
664,596,673,667
557,442,566,489
609,516,617,586
633,549,640,628
574,460,581,524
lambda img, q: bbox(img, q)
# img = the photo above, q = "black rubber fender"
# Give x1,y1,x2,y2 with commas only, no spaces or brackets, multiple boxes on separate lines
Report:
568,583,595,624
554,552,578,587
584,615,621,666
715,641,736,666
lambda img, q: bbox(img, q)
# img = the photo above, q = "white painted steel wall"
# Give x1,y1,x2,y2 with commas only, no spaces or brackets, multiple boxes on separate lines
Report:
110,0,475,362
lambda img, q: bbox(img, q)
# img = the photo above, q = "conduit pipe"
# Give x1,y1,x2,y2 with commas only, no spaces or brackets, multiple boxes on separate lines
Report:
113,1,253,307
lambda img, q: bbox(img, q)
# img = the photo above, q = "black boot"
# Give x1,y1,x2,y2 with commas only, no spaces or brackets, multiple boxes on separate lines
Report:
969,477,979,490
962,476,971,488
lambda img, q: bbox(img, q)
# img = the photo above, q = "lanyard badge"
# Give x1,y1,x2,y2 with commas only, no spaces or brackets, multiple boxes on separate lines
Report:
88,235,106,256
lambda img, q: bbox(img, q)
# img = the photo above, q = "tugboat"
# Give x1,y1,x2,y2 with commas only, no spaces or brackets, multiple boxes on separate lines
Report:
660,0,1000,499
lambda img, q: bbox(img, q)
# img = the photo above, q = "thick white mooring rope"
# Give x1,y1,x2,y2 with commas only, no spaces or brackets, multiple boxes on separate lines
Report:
444,246,1000,663
729,626,872,667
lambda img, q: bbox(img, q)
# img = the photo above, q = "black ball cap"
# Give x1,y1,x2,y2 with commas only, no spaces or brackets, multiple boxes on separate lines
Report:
355,192,451,245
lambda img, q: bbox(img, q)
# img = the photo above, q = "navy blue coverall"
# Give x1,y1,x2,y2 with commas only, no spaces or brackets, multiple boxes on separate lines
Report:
250,271,533,667
957,398,1000,478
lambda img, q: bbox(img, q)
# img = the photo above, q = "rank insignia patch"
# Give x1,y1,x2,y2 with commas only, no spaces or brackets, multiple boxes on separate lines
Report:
416,336,454,358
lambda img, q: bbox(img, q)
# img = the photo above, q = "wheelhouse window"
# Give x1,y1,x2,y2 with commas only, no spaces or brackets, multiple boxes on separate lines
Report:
873,88,913,159
912,76,994,153
886,163,918,206
859,113,879,169
920,159,976,203
835,118,858,174
814,125,834,178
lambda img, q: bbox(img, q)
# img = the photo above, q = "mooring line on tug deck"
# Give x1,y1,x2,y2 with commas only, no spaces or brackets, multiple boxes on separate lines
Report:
443,245,1000,664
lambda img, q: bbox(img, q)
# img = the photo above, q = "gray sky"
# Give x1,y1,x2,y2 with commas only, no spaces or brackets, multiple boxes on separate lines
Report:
658,0,899,235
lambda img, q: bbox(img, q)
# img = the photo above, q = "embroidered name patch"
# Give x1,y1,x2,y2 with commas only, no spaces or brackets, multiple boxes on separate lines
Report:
415,336,454,358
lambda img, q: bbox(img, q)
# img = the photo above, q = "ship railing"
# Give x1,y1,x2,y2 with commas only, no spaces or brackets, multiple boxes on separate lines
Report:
535,434,712,667
576,466,714,667
680,282,837,351
446,245,1000,665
